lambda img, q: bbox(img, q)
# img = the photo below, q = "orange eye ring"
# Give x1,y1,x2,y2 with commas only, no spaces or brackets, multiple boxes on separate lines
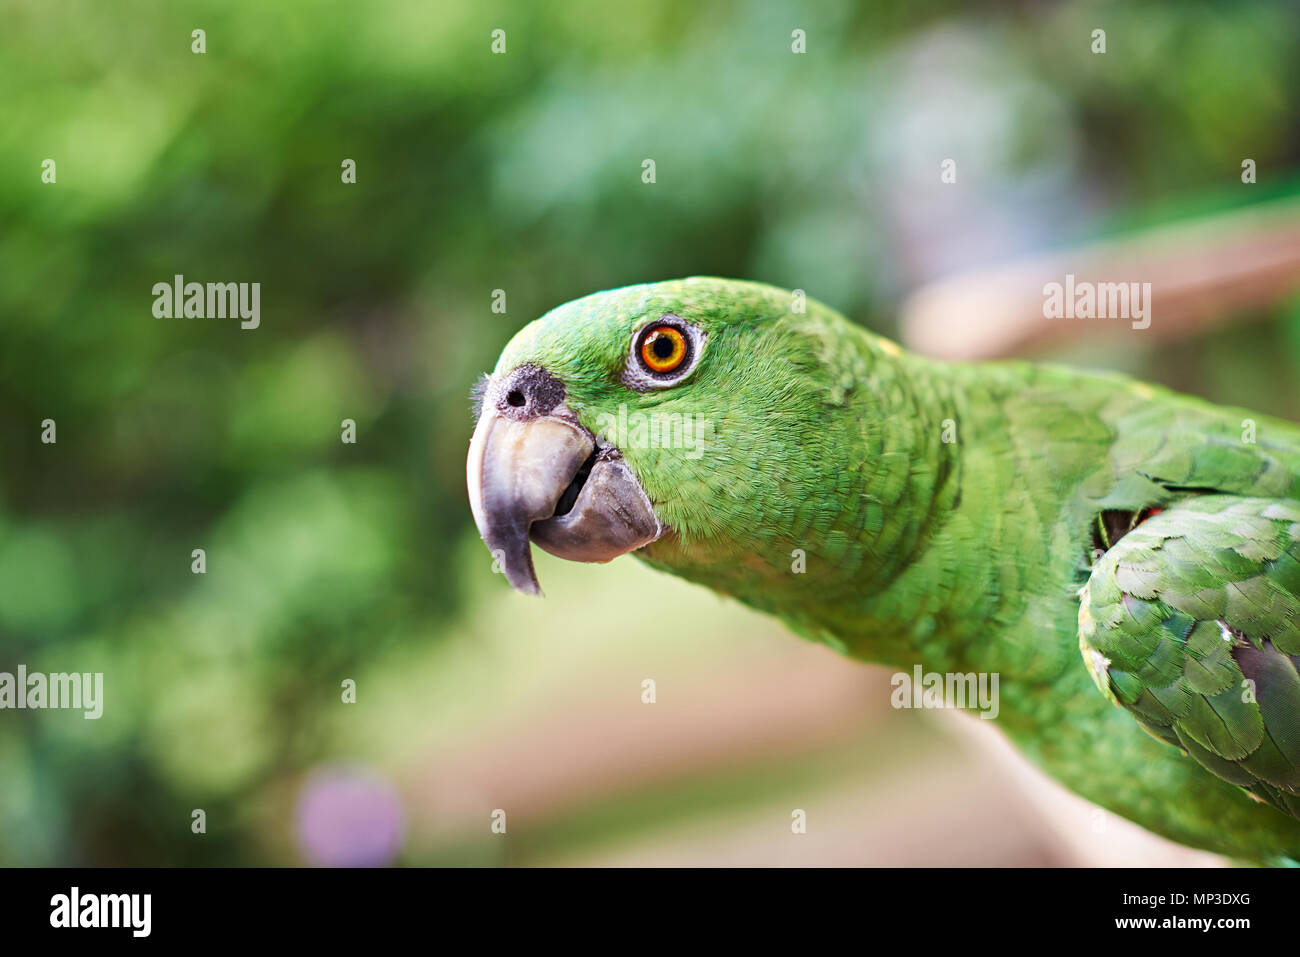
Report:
638,325,688,374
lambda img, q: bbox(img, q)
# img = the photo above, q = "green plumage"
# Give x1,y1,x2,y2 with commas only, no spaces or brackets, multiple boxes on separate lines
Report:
488,276,1300,862
1080,496,1300,821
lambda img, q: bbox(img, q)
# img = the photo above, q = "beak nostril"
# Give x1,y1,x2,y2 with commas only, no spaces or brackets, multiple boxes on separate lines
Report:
506,390,526,408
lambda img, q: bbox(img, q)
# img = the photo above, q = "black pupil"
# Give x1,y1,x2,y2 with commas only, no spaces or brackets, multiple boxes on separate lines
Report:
652,334,675,359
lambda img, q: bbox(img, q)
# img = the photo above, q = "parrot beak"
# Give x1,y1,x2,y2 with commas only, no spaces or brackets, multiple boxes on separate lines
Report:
466,368,664,595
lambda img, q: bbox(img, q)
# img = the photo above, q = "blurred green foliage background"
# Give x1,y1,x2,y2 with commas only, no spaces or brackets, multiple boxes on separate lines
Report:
2,0,1299,865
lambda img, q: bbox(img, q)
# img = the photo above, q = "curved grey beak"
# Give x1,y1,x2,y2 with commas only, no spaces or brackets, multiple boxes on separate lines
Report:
467,372,663,595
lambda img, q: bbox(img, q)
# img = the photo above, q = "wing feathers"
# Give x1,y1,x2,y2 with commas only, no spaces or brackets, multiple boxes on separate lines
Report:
1079,495,1300,817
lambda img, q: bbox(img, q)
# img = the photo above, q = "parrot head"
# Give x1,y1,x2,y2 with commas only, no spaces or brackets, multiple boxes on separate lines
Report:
467,276,896,599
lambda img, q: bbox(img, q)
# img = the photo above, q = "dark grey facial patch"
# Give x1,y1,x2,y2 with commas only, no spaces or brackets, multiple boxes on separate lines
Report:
490,364,568,421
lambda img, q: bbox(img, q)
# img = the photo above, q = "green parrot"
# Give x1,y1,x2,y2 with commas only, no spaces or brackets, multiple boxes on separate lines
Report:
466,276,1300,864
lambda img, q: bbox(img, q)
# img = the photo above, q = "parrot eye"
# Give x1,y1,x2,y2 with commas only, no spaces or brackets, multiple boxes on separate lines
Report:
639,325,687,373
625,315,702,389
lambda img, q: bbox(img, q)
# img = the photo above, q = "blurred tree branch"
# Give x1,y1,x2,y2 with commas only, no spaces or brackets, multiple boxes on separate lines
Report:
901,197,1300,359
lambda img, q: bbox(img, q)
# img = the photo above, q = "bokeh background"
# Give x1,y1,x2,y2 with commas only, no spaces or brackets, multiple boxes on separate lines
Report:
3,0,1299,866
